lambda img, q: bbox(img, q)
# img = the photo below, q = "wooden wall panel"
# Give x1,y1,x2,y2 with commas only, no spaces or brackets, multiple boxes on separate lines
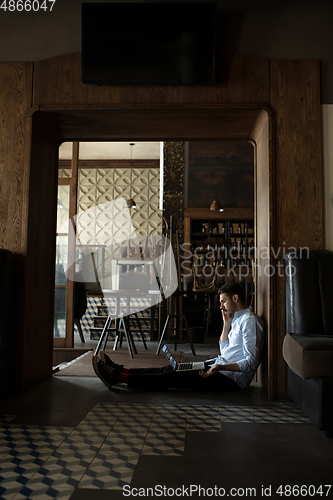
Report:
0,63,33,253
270,60,323,399
35,106,262,142
33,52,269,106
0,63,33,393
187,141,254,209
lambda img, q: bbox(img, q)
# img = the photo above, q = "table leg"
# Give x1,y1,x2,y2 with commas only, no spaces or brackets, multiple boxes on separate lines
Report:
120,316,134,358
156,315,171,355
126,317,137,355
94,314,112,356
135,313,148,349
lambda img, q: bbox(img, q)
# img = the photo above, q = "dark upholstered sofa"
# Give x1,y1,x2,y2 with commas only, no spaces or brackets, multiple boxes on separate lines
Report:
283,249,333,437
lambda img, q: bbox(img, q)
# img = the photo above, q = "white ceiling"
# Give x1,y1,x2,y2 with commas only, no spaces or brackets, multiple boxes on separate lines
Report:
59,141,161,160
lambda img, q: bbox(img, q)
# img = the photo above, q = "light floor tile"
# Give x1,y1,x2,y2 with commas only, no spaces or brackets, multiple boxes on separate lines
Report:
14,483,75,499
219,406,255,423
78,450,140,489
250,407,290,423
0,465,37,500
186,406,221,431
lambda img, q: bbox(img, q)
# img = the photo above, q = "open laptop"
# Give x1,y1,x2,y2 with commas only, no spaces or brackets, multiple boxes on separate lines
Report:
162,344,206,372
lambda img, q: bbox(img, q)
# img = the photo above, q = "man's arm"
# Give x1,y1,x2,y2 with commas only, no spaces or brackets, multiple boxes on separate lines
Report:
220,310,233,344
201,315,264,379
199,362,240,378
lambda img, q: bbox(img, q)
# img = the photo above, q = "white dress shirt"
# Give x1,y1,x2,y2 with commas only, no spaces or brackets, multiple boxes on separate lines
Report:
206,307,265,389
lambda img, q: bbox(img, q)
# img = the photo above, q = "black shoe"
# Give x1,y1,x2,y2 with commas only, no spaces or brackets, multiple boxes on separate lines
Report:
92,355,120,389
100,351,124,371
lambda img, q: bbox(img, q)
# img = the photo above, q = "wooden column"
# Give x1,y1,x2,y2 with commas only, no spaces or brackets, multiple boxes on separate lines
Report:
0,63,33,393
250,109,275,398
270,60,323,399
20,114,60,390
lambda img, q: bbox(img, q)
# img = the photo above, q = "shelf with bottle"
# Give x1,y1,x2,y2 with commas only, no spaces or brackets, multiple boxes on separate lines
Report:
192,220,253,237
188,217,254,270
192,221,226,236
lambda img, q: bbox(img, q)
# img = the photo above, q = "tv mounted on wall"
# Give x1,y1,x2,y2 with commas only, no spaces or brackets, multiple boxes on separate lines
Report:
82,2,216,85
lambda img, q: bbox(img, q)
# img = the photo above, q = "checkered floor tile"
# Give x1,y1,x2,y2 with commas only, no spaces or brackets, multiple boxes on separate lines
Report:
0,425,74,500
0,402,312,498
277,402,312,424
83,297,153,341
219,405,255,423
141,406,187,456
249,406,290,423
79,404,154,490
186,406,221,431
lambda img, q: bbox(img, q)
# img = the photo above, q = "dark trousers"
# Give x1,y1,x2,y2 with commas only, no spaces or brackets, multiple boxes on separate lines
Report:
127,365,241,391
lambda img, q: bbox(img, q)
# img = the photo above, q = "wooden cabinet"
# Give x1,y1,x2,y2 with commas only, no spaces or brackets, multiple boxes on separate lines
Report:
184,207,254,270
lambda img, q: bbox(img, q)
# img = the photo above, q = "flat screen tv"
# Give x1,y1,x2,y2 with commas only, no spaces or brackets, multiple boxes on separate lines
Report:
82,3,216,85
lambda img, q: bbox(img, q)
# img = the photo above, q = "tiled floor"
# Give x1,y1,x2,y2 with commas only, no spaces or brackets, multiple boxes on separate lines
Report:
0,401,314,499
1,339,333,500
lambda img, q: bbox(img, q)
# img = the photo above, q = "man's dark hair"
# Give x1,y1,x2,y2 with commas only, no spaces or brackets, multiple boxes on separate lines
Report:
218,282,246,304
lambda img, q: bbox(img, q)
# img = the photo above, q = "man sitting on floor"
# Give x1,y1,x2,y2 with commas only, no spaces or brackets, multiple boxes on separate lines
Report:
92,282,265,392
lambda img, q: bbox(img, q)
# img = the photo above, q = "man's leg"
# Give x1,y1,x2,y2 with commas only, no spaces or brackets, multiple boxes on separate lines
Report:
127,366,209,390
126,368,241,391
93,355,241,392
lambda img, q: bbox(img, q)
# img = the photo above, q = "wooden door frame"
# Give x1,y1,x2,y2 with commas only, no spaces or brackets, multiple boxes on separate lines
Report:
27,103,275,395
53,177,71,348
53,142,79,348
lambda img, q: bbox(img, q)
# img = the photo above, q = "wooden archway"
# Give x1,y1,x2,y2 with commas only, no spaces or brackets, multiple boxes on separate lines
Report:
27,103,274,395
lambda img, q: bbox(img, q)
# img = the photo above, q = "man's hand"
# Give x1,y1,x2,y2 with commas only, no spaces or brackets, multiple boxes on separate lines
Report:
220,309,232,344
221,309,233,327
199,362,241,378
199,364,221,378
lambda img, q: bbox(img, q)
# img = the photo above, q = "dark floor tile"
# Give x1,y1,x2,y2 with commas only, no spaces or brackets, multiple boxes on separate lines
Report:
70,489,126,499
130,423,333,493
0,377,107,427
1,375,273,428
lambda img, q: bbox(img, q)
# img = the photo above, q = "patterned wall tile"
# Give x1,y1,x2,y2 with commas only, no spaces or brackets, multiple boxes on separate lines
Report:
58,169,71,179
77,168,162,256
79,169,97,186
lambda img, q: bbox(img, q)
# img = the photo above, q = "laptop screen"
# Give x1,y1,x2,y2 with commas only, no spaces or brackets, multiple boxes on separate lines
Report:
162,344,177,370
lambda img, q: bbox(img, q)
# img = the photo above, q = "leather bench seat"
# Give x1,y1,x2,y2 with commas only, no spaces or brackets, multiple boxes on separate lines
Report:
283,333,333,379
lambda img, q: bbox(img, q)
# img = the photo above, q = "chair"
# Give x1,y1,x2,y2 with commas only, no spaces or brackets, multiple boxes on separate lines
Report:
283,249,333,438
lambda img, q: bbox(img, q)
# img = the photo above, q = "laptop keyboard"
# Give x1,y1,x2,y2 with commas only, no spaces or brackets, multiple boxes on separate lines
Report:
177,363,193,371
